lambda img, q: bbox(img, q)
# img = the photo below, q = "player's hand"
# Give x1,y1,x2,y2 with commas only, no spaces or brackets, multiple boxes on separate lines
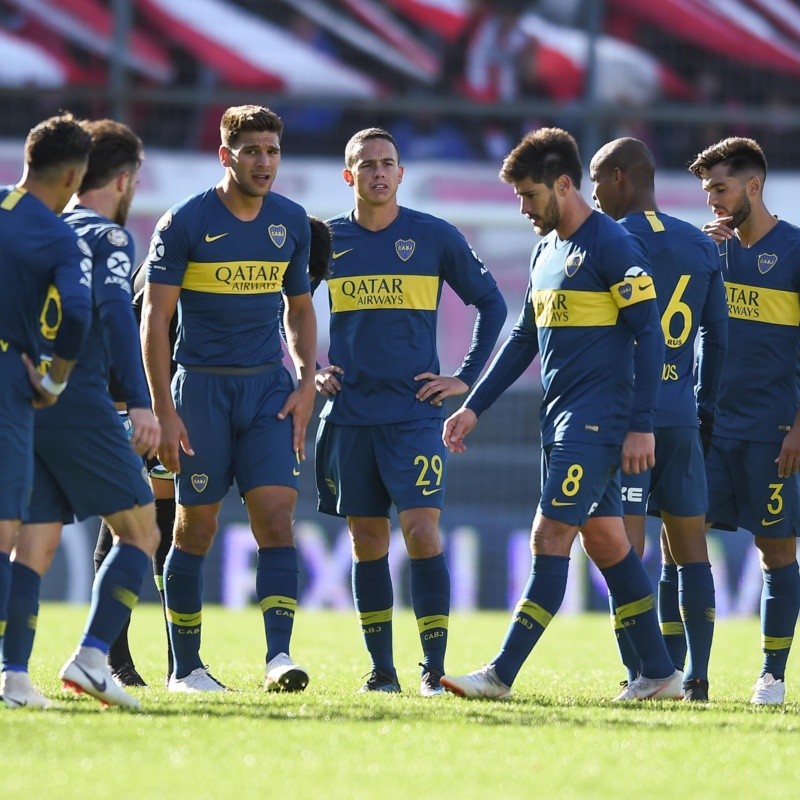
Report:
415,373,468,406
315,365,344,397
156,409,193,474
776,425,800,478
21,353,59,408
127,407,161,460
702,215,735,244
443,407,478,454
278,382,315,460
622,431,655,475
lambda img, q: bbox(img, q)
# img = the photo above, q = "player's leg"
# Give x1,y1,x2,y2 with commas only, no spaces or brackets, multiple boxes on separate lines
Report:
150,467,176,683
384,420,450,696
94,518,143,686
317,420,399,692
0,521,16,661
657,529,687,677
1,522,62,708
443,443,617,699
236,366,308,692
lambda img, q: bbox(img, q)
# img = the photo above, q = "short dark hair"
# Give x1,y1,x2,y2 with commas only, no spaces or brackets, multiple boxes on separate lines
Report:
344,127,401,169
78,119,143,193
24,112,92,174
500,127,583,189
308,215,332,282
220,105,283,148
591,137,656,190
688,137,767,181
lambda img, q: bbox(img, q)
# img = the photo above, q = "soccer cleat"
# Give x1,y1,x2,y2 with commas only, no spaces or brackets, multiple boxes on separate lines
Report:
613,669,684,701
683,677,709,702
1,670,54,709
110,662,147,688
440,665,512,700
264,652,309,693
419,663,446,697
358,668,401,693
750,673,785,705
167,666,227,693
60,647,141,709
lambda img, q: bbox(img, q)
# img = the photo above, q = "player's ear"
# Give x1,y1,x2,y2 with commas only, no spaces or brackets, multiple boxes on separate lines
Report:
397,165,404,184
219,145,231,168
343,168,354,186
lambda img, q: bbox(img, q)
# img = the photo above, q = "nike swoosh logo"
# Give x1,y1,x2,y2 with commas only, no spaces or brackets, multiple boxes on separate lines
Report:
551,499,576,507
75,663,107,693
423,618,445,627
762,518,785,527
292,468,300,477
421,487,442,496
332,249,353,259
204,232,228,242
276,599,295,606
175,616,198,625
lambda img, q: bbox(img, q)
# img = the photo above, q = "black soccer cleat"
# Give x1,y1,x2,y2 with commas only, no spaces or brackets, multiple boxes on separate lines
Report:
110,662,148,688
358,668,401,694
682,677,709,702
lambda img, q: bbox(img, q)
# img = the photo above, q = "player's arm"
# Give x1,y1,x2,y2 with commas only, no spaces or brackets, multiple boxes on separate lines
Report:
695,265,728,452
279,291,317,460
416,286,507,405
28,233,93,407
141,281,191,473
444,297,538,453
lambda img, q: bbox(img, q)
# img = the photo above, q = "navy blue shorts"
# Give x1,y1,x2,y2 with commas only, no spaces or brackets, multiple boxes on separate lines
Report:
621,427,707,518
0,351,35,519
538,441,622,526
27,411,153,524
706,437,799,537
315,418,447,518
173,365,299,506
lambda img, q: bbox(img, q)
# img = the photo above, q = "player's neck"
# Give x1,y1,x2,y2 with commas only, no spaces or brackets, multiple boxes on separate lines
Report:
215,181,264,221
72,188,118,222
18,178,67,214
353,200,399,232
555,194,592,240
736,206,778,249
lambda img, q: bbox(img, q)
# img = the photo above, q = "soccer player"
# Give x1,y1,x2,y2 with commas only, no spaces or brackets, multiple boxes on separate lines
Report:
1,118,160,710
0,113,92,699
440,127,683,701
314,127,506,695
689,137,800,705
586,137,728,701
141,105,317,693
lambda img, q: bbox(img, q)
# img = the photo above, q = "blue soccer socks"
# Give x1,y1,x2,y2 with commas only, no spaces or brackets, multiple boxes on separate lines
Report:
493,554,569,687
658,562,687,672
2,562,41,672
760,561,800,681
164,546,205,679
410,553,450,674
678,562,715,683
256,546,299,663
352,554,395,675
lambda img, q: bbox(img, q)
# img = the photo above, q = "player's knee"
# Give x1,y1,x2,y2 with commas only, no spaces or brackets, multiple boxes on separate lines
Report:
251,505,295,548
401,524,441,559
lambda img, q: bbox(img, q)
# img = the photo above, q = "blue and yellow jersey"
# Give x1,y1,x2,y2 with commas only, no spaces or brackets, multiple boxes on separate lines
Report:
0,186,91,362
620,211,727,428
35,206,150,428
145,187,311,368
468,211,662,446
714,219,800,443
321,206,501,425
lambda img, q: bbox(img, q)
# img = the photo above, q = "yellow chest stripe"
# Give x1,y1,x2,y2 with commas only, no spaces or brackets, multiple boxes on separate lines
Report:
328,274,439,312
183,261,288,295
725,281,800,326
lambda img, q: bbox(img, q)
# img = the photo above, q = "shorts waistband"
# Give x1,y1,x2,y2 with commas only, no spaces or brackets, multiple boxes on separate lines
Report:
180,361,283,376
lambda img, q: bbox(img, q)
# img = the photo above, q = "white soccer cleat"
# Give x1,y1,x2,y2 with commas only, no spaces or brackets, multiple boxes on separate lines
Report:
264,652,309,692
1,670,54,709
440,664,512,700
60,647,141,709
613,669,684,701
751,673,785,705
167,666,227,693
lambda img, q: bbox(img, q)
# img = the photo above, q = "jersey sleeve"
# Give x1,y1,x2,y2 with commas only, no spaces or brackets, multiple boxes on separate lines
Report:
282,212,311,297
51,232,92,360
93,228,151,409
144,207,192,287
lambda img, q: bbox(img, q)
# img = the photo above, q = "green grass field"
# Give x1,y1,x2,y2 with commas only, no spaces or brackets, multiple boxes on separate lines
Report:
2,604,798,799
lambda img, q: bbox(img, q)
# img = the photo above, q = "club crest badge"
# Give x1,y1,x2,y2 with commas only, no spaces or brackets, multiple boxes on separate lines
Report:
618,283,633,301
758,253,778,274
395,239,415,262
269,224,287,248
565,251,584,277
191,474,209,493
